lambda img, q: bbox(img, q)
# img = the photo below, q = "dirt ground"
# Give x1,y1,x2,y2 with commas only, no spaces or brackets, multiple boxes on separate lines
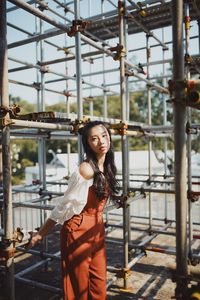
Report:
1,219,199,300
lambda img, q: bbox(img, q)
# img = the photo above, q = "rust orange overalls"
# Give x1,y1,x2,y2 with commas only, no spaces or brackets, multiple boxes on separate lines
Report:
60,185,108,300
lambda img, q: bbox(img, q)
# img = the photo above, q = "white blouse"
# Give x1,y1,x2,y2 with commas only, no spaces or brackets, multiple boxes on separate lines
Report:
49,168,93,225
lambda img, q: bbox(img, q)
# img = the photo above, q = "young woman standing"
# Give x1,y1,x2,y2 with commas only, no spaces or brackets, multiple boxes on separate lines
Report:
28,121,119,300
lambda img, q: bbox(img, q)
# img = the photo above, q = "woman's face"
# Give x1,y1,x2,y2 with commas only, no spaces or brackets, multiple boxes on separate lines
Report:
87,125,110,157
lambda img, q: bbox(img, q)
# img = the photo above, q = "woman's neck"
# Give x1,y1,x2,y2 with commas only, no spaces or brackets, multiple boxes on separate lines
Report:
97,155,106,172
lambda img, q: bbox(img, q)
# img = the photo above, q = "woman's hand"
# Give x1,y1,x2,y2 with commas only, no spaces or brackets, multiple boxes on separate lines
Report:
26,232,42,249
26,218,56,249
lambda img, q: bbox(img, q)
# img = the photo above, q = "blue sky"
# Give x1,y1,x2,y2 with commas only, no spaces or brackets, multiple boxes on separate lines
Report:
6,1,199,105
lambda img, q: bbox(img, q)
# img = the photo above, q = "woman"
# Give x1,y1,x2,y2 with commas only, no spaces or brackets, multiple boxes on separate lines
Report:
28,121,119,300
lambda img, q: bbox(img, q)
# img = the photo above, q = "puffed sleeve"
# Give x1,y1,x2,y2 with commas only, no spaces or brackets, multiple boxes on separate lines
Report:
49,168,93,225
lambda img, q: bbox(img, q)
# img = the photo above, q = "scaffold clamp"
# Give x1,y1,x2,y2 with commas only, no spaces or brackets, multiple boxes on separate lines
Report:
138,63,147,75
185,53,193,65
0,104,20,119
168,79,200,109
0,105,16,127
0,106,9,119
189,253,200,266
168,79,186,95
68,20,91,37
37,0,49,11
72,117,91,135
186,80,200,110
40,66,49,73
57,47,72,56
187,190,200,203
125,68,134,77
118,0,125,16
137,2,148,17
63,90,73,97
117,267,131,280
115,194,128,208
109,44,126,61
110,122,128,135
0,239,15,263
33,82,41,91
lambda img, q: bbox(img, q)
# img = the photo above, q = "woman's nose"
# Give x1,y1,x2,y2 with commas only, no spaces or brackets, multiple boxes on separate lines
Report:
99,138,104,145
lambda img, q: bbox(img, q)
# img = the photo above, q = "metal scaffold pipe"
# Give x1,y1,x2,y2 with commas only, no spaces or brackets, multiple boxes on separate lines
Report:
184,0,193,266
3,0,200,298
8,0,71,33
118,0,130,289
8,55,108,91
10,119,74,130
0,1,15,299
74,0,84,163
126,1,168,50
8,0,168,95
172,0,188,298
8,27,64,49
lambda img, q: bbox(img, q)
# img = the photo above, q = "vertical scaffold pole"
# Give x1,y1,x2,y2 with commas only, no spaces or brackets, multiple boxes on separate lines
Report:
119,0,129,289
184,1,193,259
172,0,188,298
74,0,84,162
101,0,108,119
125,40,130,244
162,30,168,221
0,1,15,299
146,34,152,231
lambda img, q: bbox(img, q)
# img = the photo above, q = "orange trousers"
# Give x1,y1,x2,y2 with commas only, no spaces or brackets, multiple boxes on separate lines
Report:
60,211,107,300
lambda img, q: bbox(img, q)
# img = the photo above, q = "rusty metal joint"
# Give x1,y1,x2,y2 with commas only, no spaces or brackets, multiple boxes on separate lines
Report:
33,82,41,90
67,20,91,37
168,79,187,95
0,105,10,119
138,63,147,75
117,267,131,280
0,117,13,128
0,248,15,263
110,122,128,136
72,117,91,135
0,239,15,262
185,53,193,65
187,190,200,203
57,47,72,56
125,68,134,77
188,253,200,266
118,1,125,16
116,194,129,208
109,44,126,61
137,2,148,18
63,90,73,97
9,105,21,118
184,15,191,30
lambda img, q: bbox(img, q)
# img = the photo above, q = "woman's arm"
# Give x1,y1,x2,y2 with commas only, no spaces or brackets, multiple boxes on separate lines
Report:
27,218,56,248
28,163,94,248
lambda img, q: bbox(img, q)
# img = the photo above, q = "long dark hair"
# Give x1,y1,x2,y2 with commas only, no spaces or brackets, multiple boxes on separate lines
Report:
79,121,119,200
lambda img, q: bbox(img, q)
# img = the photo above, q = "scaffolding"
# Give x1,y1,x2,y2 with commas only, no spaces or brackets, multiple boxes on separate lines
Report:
0,0,200,299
